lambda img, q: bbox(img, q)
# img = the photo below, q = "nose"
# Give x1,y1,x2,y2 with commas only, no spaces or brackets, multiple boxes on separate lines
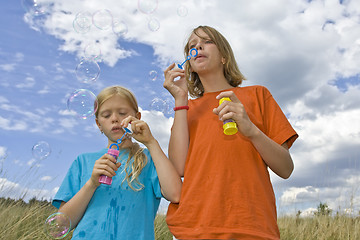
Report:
194,41,203,51
110,114,119,123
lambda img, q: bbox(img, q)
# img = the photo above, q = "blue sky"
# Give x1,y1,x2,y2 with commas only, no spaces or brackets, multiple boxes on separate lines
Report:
1,0,360,216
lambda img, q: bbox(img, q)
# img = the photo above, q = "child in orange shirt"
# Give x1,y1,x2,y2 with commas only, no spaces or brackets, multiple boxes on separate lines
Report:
163,26,298,239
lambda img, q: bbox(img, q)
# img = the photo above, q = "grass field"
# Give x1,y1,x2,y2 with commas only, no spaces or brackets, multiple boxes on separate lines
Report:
0,197,359,239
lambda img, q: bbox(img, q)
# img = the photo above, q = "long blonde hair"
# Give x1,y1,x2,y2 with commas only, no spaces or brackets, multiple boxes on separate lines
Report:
95,86,147,191
184,26,246,98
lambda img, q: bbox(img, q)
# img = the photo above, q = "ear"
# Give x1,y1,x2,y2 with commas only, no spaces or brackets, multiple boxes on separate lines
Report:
95,118,102,132
135,112,141,120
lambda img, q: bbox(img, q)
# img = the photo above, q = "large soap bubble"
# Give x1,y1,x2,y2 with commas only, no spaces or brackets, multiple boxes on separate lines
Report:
73,12,92,34
75,60,100,83
67,89,98,119
32,141,51,160
44,212,71,239
138,0,158,14
92,9,113,30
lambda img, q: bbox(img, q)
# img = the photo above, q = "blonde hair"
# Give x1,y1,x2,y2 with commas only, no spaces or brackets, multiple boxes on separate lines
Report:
95,86,147,191
184,26,246,98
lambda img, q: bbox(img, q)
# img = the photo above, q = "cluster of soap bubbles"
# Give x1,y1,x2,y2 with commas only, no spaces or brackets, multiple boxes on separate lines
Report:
73,9,128,37
137,0,161,32
44,212,71,239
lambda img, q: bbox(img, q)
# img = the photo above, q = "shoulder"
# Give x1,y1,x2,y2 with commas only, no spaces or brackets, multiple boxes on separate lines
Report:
235,85,273,100
73,149,107,167
77,149,107,160
236,85,271,94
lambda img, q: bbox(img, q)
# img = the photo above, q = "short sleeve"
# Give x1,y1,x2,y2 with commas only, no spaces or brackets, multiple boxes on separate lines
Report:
262,87,298,148
52,157,82,209
144,149,162,199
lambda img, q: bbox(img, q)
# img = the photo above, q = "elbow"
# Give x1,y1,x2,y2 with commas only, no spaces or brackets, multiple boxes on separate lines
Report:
169,195,181,204
169,187,182,204
281,163,294,179
163,185,182,204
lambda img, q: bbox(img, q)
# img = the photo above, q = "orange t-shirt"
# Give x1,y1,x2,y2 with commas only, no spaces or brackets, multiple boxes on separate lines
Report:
166,86,298,239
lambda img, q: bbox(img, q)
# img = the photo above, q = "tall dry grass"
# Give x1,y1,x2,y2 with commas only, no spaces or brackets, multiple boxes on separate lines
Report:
1,197,360,239
278,214,360,240
0,197,173,240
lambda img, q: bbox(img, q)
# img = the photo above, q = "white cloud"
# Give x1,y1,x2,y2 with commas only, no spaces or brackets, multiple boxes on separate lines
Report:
141,108,173,154
0,63,16,72
58,117,79,130
14,52,25,62
15,76,35,89
0,178,54,202
0,116,27,131
41,176,53,181
0,146,7,159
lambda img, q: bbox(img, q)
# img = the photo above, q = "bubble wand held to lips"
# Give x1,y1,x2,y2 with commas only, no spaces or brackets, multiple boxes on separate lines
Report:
177,48,198,69
98,127,132,185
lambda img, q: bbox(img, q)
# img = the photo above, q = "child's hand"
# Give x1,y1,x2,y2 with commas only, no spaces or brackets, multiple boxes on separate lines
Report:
90,153,121,187
213,91,257,138
163,63,188,101
121,116,156,146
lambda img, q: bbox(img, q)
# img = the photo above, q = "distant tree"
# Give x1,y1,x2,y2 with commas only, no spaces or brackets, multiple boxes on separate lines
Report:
314,202,332,217
296,210,301,218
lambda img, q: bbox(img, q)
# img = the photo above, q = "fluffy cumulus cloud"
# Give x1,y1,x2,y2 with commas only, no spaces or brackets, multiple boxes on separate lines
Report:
4,0,359,214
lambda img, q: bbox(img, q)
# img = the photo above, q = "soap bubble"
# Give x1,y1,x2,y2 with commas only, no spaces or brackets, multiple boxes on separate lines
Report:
177,5,188,17
75,60,100,83
149,70,157,81
149,97,167,113
112,19,128,37
92,9,113,30
84,43,102,62
67,89,98,119
164,98,175,115
32,141,51,160
148,18,160,32
21,0,51,16
73,12,92,34
138,0,158,14
44,212,71,239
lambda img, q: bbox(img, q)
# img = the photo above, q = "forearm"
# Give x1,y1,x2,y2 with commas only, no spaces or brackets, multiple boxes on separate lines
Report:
146,139,182,203
59,181,97,229
248,126,294,179
168,99,189,176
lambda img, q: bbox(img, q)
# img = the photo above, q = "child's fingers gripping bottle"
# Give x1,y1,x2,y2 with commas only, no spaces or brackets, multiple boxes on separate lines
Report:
219,97,238,135
98,146,120,185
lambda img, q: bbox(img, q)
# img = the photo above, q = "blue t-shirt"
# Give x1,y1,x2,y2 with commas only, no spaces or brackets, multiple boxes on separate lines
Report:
52,148,162,240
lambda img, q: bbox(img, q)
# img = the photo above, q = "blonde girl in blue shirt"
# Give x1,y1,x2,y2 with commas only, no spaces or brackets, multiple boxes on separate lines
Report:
53,86,182,239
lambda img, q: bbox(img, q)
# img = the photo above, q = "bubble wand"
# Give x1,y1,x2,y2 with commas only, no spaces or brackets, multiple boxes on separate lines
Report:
99,127,132,185
177,48,198,69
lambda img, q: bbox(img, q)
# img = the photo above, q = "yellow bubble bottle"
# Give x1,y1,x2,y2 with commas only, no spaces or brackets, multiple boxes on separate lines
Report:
219,97,238,135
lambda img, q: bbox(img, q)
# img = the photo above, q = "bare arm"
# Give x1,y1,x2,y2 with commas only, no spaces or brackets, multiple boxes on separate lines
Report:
163,63,190,176
59,154,121,229
122,117,183,203
58,180,97,230
214,91,294,179
247,126,293,179
145,139,183,203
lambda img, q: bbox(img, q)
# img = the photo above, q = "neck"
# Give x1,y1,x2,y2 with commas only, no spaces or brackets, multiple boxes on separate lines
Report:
198,71,233,93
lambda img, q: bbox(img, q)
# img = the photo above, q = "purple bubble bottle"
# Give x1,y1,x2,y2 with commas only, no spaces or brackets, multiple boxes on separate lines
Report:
98,148,120,185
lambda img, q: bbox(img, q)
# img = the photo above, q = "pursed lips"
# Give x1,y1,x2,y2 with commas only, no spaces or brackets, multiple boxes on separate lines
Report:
195,54,206,60
111,126,123,132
